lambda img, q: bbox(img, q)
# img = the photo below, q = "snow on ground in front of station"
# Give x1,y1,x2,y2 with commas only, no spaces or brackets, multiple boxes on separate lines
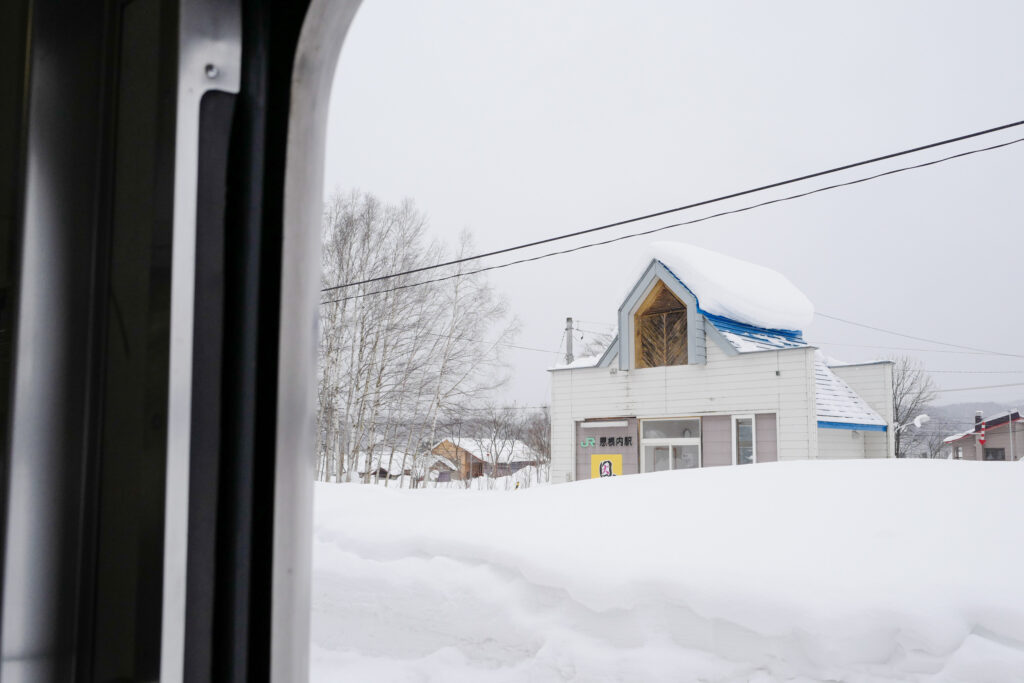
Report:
310,460,1024,682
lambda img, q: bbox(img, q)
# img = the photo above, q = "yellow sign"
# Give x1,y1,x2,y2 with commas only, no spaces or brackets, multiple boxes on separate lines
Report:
590,453,622,478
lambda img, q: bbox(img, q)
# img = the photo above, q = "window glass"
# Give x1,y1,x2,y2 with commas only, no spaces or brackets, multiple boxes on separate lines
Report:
643,442,701,472
642,419,700,439
736,418,754,465
984,448,1006,461
652,446,670,471
673,445,699,469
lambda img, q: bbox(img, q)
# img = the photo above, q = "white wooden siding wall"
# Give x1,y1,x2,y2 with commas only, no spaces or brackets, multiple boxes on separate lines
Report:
828,363,893,421
550,343,818,483
828,362,895,458
817,428,866,459
862,431,889,459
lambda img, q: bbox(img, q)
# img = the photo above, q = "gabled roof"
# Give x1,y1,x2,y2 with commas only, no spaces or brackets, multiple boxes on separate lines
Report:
557,246,818,370
943,429,974,445
943,410,1022,443
655,255,811,356
652,242,813,331
814,356,887,430
426,453,458,470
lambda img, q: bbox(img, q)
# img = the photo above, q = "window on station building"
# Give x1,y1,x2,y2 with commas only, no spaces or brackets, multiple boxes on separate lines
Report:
640,418,701,472
634,280,688,368
733,415,756,465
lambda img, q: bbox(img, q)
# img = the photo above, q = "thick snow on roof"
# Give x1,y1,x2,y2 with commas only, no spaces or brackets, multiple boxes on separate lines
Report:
974,409,1021,425
943,429,974,444
549,354,600,370
815,354,886,427
435,438,539,465
651,241,814,331
499,441,540,464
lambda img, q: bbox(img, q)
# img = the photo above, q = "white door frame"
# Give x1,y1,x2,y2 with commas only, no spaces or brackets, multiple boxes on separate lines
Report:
731,414,758,465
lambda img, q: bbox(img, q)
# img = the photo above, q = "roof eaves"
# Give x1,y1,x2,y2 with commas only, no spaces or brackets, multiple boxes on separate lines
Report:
596,335,619,367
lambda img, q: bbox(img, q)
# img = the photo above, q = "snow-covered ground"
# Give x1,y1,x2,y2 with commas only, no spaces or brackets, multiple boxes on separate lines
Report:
310,460,1024,682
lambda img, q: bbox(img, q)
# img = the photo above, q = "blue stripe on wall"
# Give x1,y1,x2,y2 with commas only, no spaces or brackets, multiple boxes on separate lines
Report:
818,421,887,432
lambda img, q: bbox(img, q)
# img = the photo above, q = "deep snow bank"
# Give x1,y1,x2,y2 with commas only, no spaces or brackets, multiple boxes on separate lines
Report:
311,460,1024,682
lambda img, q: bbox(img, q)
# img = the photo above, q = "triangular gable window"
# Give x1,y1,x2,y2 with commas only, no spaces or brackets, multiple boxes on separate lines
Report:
634,280,688,368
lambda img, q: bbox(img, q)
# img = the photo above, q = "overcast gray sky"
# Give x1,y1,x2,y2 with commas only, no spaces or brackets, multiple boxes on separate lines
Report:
323,0,1024,414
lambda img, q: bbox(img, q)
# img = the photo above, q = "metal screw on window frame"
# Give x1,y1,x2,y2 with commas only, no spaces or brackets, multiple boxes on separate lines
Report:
205,63,219,79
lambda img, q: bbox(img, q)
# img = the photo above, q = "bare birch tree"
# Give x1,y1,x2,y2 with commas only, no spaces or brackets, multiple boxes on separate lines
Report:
522,406,551,483
317,190,517,485
891,355,939,458
470,404,522,489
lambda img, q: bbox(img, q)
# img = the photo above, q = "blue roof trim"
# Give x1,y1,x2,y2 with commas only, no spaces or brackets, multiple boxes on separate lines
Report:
818,421,888,432
702,312,806,344
656,260,805,339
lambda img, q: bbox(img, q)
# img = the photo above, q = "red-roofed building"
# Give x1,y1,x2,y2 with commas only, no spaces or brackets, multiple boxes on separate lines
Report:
943,410,1022,461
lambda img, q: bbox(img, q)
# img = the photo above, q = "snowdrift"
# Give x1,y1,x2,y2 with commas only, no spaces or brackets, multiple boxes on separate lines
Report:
311,460,1024,682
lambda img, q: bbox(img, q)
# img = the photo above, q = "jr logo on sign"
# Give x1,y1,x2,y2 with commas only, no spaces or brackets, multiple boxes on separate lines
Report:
579,437,596,448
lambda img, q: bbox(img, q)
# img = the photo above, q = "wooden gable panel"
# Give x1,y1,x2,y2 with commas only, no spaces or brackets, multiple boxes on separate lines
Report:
634,279,688,368
638,310,687,367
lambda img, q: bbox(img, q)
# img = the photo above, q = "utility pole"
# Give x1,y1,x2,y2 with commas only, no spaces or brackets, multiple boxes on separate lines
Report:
1011,408,1017,462
565,317,574,365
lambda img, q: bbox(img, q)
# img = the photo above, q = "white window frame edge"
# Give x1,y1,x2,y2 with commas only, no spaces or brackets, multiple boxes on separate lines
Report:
731,414,757,465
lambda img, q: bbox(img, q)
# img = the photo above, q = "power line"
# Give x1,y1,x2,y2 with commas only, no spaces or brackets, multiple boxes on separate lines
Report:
321,134,1024,305
928,369,1024,374
405,331,559,355
321,118,1024,293
935,382,1024,393
575,326,616,337
815,312,1024,359
808,341,1024,356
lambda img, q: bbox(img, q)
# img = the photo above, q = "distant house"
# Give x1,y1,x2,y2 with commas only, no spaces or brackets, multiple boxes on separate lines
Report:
354,450,412,480
429,439,485,481
428,438,538,481
484,441,540,477
943,409,1022,461
549,242,895,482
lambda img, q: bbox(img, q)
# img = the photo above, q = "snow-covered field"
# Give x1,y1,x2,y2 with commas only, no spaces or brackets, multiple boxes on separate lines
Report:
310,460,1024,682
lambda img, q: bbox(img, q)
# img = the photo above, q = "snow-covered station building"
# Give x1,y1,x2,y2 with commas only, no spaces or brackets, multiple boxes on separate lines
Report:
549,242,894,483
